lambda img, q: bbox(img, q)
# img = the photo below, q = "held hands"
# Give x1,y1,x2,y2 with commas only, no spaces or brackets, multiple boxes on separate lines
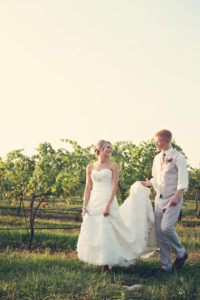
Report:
103,204,110,217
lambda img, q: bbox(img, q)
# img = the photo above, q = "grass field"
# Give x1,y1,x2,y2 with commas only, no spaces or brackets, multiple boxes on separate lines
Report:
0,198,200,299
1,250,200,299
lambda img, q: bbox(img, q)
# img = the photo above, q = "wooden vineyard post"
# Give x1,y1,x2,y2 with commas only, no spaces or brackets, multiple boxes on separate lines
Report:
195,192,199,216
17,197,22,215
28,196,35,251
178,210,182,223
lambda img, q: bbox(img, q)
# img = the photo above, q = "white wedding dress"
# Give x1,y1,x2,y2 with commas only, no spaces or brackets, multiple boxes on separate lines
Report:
77,169,157,267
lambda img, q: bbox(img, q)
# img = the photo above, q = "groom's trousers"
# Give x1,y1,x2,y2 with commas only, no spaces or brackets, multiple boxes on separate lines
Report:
155,194,185,271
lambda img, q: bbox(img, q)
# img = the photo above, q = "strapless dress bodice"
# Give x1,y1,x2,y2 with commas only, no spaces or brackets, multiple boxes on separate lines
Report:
91,169,112,192
87,168,117,215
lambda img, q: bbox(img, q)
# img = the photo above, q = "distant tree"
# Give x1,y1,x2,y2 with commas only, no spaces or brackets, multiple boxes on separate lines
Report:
27,140,94,249
57,139,94,203
0,138,191,248
187,168,200,217
1,150,35,213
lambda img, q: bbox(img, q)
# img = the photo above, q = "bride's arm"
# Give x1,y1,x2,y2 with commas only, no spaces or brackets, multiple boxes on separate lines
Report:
141,180,152,187
103,163,119,217
82,165,92,216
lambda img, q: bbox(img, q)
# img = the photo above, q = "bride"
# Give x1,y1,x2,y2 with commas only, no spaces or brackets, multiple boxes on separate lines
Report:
77,140,156,272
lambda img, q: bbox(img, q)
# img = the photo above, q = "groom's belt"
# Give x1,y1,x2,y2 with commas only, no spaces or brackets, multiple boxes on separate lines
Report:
159,193,175,199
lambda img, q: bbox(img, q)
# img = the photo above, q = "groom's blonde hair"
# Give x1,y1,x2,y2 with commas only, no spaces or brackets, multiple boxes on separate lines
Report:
155,129,172,141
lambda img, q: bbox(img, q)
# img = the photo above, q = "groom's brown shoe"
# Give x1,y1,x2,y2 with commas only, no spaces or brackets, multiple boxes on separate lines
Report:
173,252,188,270
102,265,109,273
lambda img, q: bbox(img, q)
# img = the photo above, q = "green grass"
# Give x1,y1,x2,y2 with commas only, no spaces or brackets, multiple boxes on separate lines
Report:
181,200,199,218
0,202,199,252
180,218,200,227
1,228,200,253
0,198,200,299
0,215,81,229
176,226,200,237
0,204,82,221
0,251,200,300
0,215,80,251
0,230,79,251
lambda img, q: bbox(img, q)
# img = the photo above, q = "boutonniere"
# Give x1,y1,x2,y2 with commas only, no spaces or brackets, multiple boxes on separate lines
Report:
165,157,173,164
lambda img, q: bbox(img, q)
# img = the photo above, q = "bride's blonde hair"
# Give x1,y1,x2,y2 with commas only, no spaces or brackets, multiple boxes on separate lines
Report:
93,140,111,157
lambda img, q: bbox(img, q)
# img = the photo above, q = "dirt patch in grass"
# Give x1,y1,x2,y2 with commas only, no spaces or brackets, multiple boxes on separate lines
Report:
187,252,200,260
65,252,78,259
151,249,200,260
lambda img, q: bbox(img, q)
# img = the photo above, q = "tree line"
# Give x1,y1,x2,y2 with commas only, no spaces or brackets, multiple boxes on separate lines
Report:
0,138,199,204
0,139,199,249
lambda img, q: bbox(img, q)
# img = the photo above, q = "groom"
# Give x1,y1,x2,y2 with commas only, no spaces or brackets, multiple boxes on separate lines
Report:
142,129,188,273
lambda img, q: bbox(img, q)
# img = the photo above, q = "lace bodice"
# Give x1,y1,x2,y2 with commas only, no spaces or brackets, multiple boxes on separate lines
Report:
91,169,112,192
87,169,116,215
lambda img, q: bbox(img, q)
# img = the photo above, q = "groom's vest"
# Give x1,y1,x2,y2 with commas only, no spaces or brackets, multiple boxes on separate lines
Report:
156,149,179,199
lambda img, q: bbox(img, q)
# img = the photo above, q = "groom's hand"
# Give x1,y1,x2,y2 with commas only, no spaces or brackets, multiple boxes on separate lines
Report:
169,189,183,207
169,196,179,207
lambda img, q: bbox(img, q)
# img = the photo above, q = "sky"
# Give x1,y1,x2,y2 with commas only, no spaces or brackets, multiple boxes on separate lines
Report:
0,0,200,167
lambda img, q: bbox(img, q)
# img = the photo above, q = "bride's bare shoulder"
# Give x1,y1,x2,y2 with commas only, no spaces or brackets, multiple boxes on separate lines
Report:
87,162,96,173
87,163,94,172
109,162,118,170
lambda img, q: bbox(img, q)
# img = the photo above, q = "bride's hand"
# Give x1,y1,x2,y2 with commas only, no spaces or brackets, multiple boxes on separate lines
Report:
82,208,89,216
103,205,110,217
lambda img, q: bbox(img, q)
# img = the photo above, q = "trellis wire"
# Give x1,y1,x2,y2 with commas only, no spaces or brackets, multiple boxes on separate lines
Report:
0,226,80,231
0,206,81,212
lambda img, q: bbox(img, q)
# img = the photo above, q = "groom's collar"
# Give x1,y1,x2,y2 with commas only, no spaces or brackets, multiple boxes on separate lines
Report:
161,146,174,157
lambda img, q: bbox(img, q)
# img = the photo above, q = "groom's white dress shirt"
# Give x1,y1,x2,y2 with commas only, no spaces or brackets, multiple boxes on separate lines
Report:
150,146,188,197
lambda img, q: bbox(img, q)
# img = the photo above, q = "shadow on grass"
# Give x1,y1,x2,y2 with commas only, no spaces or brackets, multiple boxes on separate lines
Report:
1,252,200,300
109,258,200,283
